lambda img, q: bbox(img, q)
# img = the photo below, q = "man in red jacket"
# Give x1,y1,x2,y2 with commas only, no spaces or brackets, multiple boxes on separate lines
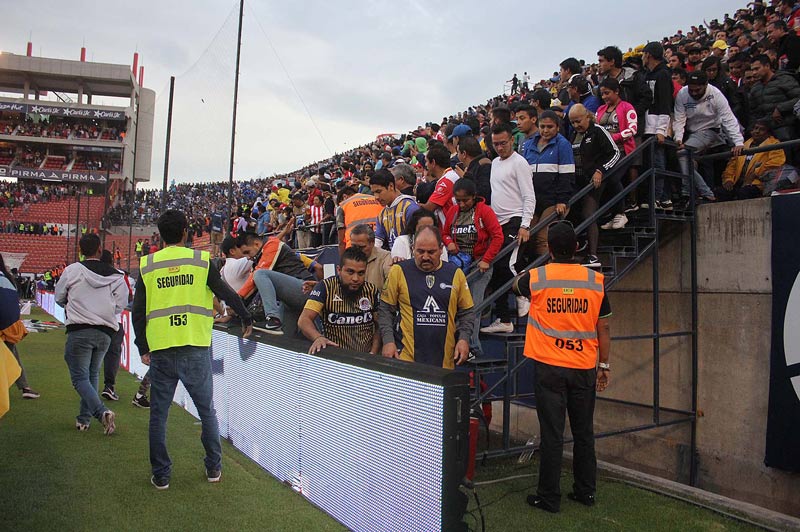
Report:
442,178,503,356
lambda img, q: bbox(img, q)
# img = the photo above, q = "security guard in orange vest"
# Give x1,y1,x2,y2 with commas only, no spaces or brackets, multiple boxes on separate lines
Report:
336,186,382,256
513,221,611,513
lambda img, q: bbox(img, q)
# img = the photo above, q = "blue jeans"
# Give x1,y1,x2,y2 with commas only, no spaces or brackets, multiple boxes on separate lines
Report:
678,130,721,199
64,328,112,425
650,142,670,202
253,269,307,321
149,345,221,479
468,266,493,356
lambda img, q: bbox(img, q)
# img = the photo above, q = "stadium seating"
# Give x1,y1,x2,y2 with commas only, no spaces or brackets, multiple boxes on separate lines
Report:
42,155,66,170
0,196,106,224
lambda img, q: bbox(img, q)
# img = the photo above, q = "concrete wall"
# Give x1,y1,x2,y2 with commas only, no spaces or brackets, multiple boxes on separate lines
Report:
490,197,800,517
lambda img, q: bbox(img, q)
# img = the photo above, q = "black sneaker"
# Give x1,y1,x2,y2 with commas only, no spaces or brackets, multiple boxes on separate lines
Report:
151,476,170,490
101,386,119,401
526,494,559,513
21,388,40,399
255,316,284,335
207,468,222,483
624,203,640,213
567,492,596,507
582,255,601,268
656,200,673,211
132,393,150,409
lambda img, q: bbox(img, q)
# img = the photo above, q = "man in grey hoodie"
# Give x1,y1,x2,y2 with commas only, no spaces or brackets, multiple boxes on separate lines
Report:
56,233,129,434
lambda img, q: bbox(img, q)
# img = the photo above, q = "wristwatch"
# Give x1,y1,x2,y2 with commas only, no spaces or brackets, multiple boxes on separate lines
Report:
598,362,611,371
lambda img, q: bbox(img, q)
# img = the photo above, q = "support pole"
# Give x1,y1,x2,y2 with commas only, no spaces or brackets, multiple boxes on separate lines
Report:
227,0,245,232
161,76,175,213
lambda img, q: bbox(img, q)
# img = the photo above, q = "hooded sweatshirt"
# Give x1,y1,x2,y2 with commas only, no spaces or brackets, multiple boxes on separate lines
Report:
55,259,128,336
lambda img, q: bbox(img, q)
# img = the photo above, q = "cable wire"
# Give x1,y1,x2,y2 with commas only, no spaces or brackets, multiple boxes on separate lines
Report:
245,2,333,156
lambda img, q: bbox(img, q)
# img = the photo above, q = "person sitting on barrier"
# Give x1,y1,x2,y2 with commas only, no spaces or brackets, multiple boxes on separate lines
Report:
235,231,316,335
378,225,474,369
511,220,612,514
370,168,420,251
390,208,449,263
213,236,254,324
718,119,788,200
297,247,380,355
348,224,392,291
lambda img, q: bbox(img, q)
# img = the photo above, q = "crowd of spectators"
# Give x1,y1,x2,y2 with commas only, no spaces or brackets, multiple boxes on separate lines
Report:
167,0,800,339
0,114,126,142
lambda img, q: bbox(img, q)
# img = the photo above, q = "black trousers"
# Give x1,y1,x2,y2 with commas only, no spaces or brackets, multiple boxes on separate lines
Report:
487,217,521,323
534,360,597,509
103,323,125,388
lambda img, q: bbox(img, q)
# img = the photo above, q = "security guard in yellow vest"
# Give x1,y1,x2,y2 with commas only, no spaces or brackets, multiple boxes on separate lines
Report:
513,221,611,513
132,210,252,490
135,239,144,257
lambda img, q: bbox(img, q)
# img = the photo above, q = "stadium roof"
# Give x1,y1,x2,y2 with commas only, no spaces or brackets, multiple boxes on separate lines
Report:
0,52,137,99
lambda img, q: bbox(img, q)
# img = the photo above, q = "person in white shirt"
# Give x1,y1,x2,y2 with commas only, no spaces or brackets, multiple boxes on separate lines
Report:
673,70,745,209
481,122,536,335
214,236,253,322
391,209,449,263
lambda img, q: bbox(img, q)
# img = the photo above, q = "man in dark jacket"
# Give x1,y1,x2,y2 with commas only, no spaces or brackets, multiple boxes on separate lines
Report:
597,45,652,135
642,42,675,209
569,104,623,268
749,54,800,145
768,19,800,73
457,136,492,204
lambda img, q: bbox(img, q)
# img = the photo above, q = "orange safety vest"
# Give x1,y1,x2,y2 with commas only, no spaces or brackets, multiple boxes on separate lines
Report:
339,193,382,248
523,263,605,370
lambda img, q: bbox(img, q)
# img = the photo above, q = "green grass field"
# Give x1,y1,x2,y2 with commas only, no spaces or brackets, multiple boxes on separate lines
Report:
0,308,759,531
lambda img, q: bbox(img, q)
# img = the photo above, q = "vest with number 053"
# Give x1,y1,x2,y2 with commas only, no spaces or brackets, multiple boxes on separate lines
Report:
140,246,214,352
523,263,605,370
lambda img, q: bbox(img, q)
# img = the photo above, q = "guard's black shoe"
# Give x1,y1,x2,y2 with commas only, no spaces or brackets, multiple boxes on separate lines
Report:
567,491,595,506
526,494,559,513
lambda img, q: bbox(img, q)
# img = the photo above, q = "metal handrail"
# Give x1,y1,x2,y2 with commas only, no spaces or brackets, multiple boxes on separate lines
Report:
693,138,800,162
469,136,667,314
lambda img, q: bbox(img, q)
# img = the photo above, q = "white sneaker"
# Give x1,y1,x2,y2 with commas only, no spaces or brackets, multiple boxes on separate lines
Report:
610,213,628,229
516,296,530,317
601,214,628,230
480,319,514,334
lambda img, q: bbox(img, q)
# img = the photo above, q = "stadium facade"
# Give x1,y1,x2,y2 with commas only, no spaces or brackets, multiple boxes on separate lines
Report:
0,47,155,186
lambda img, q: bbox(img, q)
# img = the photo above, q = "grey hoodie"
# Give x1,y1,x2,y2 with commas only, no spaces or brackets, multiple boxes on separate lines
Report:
55,259,128,336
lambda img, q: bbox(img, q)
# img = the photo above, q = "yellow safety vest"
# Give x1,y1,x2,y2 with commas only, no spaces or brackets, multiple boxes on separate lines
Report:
135,241,143,252
44,271,52,281
140,246,214,352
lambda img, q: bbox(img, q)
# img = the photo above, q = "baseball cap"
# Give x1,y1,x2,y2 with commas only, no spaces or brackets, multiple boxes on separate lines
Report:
642,41,664,59
548,221,577,259
448,124,472,140
712,39,728,50
686,71,708,85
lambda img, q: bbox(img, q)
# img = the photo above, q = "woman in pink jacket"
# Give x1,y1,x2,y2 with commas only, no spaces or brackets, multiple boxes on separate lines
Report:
442,178,503,357
596,78,638,155
597,77,640,217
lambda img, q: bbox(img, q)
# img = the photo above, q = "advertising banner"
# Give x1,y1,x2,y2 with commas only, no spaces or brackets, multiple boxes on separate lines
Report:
766,194,800,472
0,99,127,121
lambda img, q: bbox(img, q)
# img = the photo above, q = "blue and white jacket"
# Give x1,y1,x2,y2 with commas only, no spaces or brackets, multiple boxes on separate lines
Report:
522,133,576,209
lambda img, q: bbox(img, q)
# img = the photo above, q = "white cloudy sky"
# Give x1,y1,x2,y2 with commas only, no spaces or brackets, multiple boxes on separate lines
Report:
2,0,739,187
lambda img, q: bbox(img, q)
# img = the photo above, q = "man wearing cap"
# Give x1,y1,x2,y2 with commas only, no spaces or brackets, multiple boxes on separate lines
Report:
448,124,472,153
673,70,744,209
512,221,612,513
563,78,600,138
711,39,728,59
